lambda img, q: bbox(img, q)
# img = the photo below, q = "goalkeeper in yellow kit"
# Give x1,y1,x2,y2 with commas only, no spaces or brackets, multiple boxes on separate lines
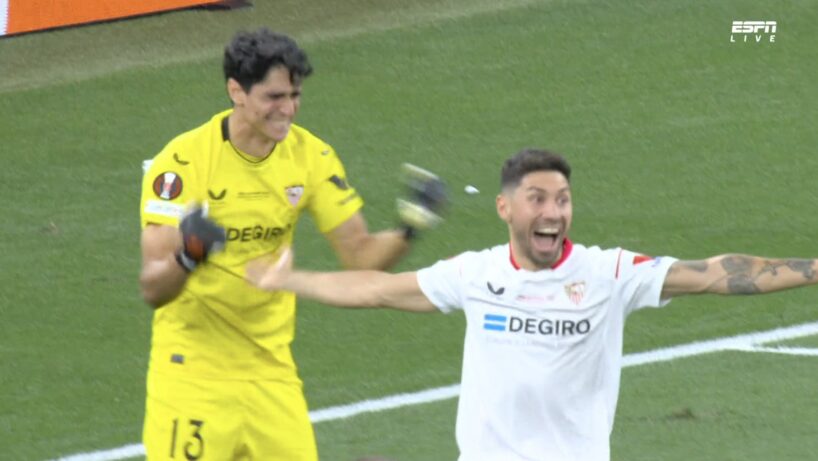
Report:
138,28,446,460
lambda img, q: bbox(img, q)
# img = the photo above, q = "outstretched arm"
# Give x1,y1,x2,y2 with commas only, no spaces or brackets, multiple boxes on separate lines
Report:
324,163,448,271
326,212,410,270
246,250,438,313
661,255,818,298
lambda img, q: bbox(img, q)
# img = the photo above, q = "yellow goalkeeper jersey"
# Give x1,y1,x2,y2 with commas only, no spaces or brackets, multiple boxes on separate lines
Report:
140,109,363,380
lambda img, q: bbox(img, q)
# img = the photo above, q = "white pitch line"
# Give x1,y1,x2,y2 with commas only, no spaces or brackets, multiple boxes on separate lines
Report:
52,320,818,461
310,384,461,423
731,345,818,357
55,445,145,461
622,320,818,367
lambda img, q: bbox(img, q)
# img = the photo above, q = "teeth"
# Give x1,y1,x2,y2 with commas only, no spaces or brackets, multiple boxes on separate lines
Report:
536,227,558,235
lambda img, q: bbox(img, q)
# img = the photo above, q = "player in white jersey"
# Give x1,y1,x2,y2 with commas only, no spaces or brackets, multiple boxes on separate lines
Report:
246,148,818,461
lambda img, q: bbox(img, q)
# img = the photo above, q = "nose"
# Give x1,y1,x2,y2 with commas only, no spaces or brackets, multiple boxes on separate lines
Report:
538,199,563,221
279,95,297,117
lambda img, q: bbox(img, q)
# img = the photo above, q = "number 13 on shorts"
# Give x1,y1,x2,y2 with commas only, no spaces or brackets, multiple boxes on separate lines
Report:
170,418,205,460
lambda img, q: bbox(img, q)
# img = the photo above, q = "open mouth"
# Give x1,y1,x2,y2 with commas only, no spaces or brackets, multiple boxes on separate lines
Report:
532,226,560,252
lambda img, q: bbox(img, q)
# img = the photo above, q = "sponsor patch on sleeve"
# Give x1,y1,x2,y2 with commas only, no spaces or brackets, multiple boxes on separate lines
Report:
633,255,654,265
152,171,183,200
144,200,184,218
616,251,657,278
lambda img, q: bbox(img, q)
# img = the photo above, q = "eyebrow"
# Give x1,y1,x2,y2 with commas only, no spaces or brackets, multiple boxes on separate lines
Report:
524,186,571,193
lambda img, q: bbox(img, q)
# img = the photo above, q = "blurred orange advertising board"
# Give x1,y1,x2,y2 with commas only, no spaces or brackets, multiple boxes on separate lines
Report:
0,0,231,36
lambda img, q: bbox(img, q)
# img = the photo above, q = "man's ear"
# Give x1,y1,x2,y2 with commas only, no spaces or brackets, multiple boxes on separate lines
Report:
496,193,510,223
226,78,246,107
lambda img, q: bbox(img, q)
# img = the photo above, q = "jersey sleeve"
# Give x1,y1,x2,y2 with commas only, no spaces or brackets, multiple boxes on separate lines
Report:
613,249,678,315
416,252,474,313
139,141,198,228
307,144,364,233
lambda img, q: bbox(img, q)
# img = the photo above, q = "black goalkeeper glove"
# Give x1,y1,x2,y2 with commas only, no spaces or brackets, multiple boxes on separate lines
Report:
175,205,227,272
396,163,448,237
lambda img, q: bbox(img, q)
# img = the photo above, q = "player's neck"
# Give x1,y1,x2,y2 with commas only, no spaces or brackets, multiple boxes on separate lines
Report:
227,114,277,159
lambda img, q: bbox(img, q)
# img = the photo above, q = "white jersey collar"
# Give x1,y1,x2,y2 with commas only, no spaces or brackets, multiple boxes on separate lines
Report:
508,238,574,272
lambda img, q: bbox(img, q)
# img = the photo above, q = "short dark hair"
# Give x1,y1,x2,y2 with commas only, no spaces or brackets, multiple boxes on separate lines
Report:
223,28,313,91
501,148,571,190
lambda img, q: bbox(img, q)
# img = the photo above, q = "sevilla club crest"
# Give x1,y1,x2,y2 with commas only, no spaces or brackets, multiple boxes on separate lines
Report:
564,281,586,306
285,185,304,207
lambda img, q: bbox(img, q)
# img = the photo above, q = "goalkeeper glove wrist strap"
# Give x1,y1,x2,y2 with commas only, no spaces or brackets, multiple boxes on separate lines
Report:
175,251,197,273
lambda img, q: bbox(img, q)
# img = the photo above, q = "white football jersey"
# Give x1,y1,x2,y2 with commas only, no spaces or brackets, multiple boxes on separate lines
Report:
416,240,676,461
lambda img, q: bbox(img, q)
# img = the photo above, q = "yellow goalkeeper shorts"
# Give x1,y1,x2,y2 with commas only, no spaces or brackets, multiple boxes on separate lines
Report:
142,370,318,461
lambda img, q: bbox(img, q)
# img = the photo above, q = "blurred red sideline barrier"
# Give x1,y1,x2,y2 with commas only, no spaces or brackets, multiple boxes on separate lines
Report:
0,0,235,36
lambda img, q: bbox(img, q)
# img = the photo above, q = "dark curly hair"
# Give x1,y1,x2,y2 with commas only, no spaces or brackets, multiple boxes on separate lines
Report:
501,148,572,190
223,28,313,91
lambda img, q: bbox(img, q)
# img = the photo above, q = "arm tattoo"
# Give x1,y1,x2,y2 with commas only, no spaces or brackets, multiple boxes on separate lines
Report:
721,255,815,294
721,255,753,274
785,260,816,280
757,259,816,281
721,255,760,294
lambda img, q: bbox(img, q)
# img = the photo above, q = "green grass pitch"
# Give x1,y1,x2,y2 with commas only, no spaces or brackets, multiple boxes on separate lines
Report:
1,0,817,459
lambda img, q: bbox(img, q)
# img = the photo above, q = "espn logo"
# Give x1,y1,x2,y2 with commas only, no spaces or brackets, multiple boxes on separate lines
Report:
730,20,776,43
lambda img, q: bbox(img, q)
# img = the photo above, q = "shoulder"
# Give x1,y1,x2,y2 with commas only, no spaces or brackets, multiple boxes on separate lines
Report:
589,246,671,281
284,125,352,184
563,242,625,279
145,113,226,185
281,124,341,169
157,110,228,160
571,243,619,262
285,123,332,152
